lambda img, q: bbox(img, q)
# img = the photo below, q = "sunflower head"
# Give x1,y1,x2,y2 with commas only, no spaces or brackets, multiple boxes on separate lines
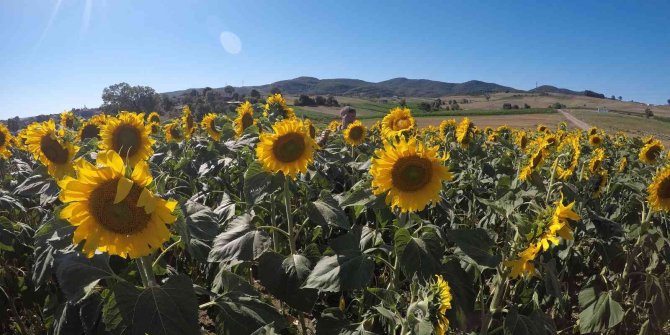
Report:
432,275,453,335
0,123,13,160
591,170,608,197
263,94,295,121
589,134,603,147
381,107,415,138
58,150,177,258
256,118,317,178
438,119,456,141
371,137,453,212
455,118,474,147
201,113,222,141
60,111,76,130
618,157,628,173
78,114,108,142
25,120,78,179
639,140,664,165
234,101,256,137
515,131,529,150
164,121,184,143
147,112,161,124
343,120,367,146
304,119,316,139
556,135,581,180
589,148,606,174
100,112,154,167
537,125,548,133
588,127,599,136
648,165,670,212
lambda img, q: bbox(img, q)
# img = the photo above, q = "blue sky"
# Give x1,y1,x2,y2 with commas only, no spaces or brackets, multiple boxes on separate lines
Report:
1,0,669,119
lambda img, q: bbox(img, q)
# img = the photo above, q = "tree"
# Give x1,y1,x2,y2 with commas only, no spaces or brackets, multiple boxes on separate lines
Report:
418,102,432,112
645,108,654,118
270,87,282,95
315,96,327,106
224,85,235,95
101,82,159,114
611,95,616,100
502,103,512,110
523,103,531,109
206,90,217,104
326,95,339,107
6,116,20,132
619,96,623,101
295,95,316,106
250,89,261,99
189,89,198,97
160,95,175,114
667,99,670,105
431,99,442,111
399,98,406,107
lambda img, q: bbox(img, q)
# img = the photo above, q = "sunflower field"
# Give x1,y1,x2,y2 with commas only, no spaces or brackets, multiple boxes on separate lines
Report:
1,94,670,335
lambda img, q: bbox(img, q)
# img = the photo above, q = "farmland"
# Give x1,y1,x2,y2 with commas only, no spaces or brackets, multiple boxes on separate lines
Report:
1,95,669,334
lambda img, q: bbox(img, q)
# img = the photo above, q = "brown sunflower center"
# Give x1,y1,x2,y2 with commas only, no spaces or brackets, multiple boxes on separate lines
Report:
592,137,601,145
81,124,101,140
308,124,316,139
393,118,411,131
149,115,160,123
150,124,159,133
391,156,433,192
170,126,183,140
65,118,74,128
592,159,602,171
645,146,661,161
658,178,670,199
209,119,218,132
0,131,5,147
520,136,528,149
531,151,543,168
89,179,151,234
539,126,547,132
186,115,194,129
348,126,364,141
241,113,254,130
272,133,305,163
112,124,142,158
40,135,69,164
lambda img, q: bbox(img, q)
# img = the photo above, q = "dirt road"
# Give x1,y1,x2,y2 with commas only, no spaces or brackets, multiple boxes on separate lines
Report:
558,109,591,130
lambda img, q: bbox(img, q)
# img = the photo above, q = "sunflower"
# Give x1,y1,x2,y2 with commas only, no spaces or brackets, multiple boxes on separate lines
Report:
438,119,456,141
549,193,581,240
504,243,540,279
455,118,474,147
588,134,603,147
263,93,295,121
60,111,76,131
556,135,581,180
592,170,608,197
201,113,222,141
370,137,453,212
648,165,670,212
256,118,317,178
149,122,160,134
58,150,177,258
327,120,341,132
181,105,196,139
587,127,599,136
588,148,605,174
433,275,452,335
304,119,316,139
25,120,78,178
0,123,12,159
537,125,548,133
13,128,28,151
618,157,628,173
343,120,366,146
515,131,529,150
99,112,154,167
234,101,256,137
147,112,161,124
381,107,415,138
78,114,108,142
639,139,664,165
164,122,184,143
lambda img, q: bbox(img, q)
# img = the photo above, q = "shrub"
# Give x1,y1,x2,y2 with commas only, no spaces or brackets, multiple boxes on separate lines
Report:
502,103,512,110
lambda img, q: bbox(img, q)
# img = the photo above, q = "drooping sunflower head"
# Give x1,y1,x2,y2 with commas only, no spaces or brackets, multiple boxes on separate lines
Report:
588,148,606,174
201,113,222,141
234,101,256,137
648,165,670,212
343,120,367,146
60,111,76,130
25,120,78,179
591,170,608,197
100,112,154,167
544,133,558,147
263,93,295,121
58,150,177,258
164,121,184,143
181,105,196,139
556,135,581,180
78,114,108,142
370,137,453,212
432,275,453,335
438,119,456,141
147,112,161,124
256,118,317,178
328,120,341,132
515,131,529,150
455,117,474,147
639,139,664,165
588,134,604,147
618,157,628,173
537,124,548,133
304,119,316,139
149,122,160,134
0,123,12,159
381,107,415,138
588,127,599,136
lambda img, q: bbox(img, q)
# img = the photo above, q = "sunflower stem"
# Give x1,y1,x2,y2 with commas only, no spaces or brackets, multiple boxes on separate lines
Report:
283,177,297,255
138,256,157,287
152,237,182,268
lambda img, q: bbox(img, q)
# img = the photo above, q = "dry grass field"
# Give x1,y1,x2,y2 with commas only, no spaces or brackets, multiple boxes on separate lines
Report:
565,109,670,141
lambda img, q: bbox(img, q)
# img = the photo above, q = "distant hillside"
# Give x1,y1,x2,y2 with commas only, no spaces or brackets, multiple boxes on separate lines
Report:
163,76,604,99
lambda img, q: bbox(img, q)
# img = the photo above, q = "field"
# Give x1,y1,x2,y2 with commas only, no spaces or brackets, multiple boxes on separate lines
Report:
1,100,669,335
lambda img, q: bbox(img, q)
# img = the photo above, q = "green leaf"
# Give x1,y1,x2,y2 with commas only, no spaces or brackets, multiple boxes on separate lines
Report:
307,190,351,230
339,181,376,208
207,214,271,264
54,252,115,302
213,292,287,335
445,228,501,268
578,287,624,334
442,260,476,330
316,308,375,335
175,200,219,262
212,267,259,296
243,161,282,204
394,228,443,281
257,252,318,312
102,275,199,335
504,306,544,335
32,212,75,287
303,251,374,292
542,259,561,298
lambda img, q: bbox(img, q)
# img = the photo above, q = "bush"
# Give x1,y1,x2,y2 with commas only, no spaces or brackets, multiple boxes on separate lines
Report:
645,108,654,118
524,103,531,109
502,103,512,110
418,102,432,112
512,104,519,109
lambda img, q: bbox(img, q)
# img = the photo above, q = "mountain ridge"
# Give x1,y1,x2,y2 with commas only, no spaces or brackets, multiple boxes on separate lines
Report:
163,76,600,99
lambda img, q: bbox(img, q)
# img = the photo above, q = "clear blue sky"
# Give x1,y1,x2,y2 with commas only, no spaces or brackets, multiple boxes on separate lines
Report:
1,0,669,119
